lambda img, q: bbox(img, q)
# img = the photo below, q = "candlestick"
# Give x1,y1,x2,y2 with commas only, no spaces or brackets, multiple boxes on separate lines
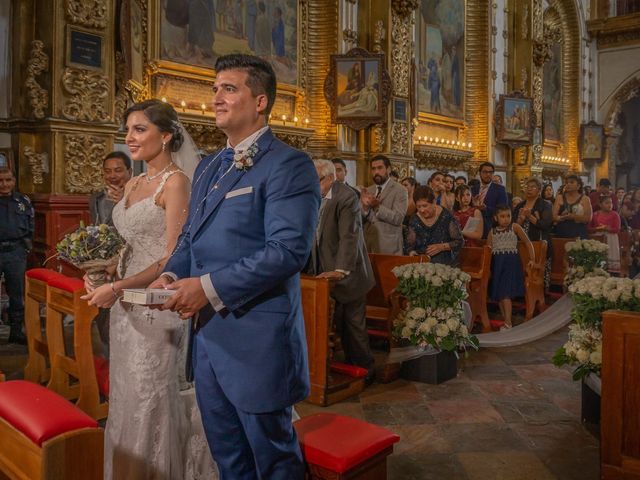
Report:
161,97,167,103
180,100,186,112
293,116,299,126
305,118,310,127
201,103,206,115
281,114,287,125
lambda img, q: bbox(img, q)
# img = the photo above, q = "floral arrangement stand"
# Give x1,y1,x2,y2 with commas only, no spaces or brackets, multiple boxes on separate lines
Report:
392,262,478,385
400,350,458,384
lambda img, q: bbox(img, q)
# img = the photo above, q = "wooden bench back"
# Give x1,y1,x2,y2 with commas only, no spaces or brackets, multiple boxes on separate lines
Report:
459,245,492,332
366,254,429,307
549,236,576,286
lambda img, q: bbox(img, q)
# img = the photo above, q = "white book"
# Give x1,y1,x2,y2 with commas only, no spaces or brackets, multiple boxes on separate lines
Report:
462,216,481,234
122,288,176,305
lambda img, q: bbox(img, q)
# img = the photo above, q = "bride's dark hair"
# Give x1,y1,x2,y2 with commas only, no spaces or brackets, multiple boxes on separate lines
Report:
123,99,184,152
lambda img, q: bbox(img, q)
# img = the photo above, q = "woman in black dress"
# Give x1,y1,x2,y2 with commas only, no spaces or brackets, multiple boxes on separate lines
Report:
405,185,463,266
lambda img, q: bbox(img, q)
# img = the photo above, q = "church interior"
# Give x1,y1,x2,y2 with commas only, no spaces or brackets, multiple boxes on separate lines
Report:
1,0,640,478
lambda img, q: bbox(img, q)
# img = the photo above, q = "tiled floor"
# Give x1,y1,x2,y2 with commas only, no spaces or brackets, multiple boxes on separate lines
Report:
0,323,600,479
297,326,600,479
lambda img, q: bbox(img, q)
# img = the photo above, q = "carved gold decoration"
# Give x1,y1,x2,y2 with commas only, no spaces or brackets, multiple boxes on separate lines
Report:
66,0,107,29
181,121,226,153
390,161,413,179
465,0,490,164
391,11,411,98
414,145,474,171
343,29,358,46
126,80,148,104
25,40,49,120
63,134,107,193
587,12,640,49
606,75,640,130
114,52,128,122
23,146,48,185
522,3,529,39
392,0,420,17
373,125,386,152
391,123,410,155
61,68,110,122
373,20,386,53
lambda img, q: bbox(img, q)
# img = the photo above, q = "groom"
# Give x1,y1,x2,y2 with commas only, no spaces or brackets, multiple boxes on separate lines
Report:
153,54,320,478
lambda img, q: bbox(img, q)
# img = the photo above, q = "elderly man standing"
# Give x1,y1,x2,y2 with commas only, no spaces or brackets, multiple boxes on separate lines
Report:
308,159,375,383
361,154,408,255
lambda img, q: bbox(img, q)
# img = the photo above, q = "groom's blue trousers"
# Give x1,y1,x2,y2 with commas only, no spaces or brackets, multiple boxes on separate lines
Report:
193,332,305,480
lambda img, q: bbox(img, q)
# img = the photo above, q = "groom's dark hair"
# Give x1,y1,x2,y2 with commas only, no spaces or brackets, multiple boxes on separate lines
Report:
215,54,277,117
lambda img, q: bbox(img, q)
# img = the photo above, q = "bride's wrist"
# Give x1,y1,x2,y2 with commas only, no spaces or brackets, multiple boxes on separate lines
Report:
111,281,123,297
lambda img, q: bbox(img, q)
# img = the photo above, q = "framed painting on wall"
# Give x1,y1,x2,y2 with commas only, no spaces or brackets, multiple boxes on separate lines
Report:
495,93,535,147
579,122,605,162
0,149,14,172
159,0,299,85
416,0,465,121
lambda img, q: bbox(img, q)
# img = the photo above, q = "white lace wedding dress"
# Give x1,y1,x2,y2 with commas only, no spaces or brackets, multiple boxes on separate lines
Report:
105,171,218,480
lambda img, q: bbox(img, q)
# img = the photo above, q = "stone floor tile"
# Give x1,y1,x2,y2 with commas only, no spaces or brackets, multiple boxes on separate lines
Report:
509,422,598,451
296,400,365,420
461,364,520,381
457,451,556,480
416,379,484,401
427,399,505,424
490,399,574,424
549,393,581,417
439,423,526,453
359,379,424,404
536,446,600,480
388,424,452,455
388,453,469,480
492,347,553,366
512,364,573,381
459,349,506,367
475,380,547,401
362,402,434,426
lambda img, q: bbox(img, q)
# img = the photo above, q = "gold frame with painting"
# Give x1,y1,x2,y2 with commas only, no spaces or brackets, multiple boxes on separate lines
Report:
0,149,13,172
495,93,535,147
579,122,605,162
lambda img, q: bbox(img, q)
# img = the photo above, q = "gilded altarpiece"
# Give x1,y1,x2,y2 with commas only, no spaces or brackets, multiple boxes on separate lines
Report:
413,0,490,173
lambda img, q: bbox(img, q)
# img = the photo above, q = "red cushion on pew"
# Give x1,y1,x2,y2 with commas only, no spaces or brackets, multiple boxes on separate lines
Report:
93,356,110,399
26,268,65,283
47,275,85,293
295,413,400,473
490,319,504,330
330,362,368,378
0,380,98,446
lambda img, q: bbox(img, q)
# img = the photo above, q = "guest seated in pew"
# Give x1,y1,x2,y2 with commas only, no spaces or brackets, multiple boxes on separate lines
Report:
452,184,483,247
308,160,375,383
514,177,553,286
589,195,622,273
552,174,592,239
405,185,463,266
620,189,640,230
488,204,535,330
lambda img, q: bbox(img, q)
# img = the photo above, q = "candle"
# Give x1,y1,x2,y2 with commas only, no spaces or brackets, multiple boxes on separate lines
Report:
305,118,310,126
201,103,206,114
180,100,186,112
281,114,287,125
161,97,167,103
293,116,299,126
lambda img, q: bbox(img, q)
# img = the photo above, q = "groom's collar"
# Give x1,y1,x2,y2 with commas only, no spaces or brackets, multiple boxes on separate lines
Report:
226,126,270,153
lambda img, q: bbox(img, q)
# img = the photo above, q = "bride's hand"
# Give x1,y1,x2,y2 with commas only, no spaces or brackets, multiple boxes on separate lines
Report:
81,283,118,308
83,273,96,294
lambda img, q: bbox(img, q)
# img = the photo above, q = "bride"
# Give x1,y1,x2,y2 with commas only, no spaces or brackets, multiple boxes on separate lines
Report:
82,99,217,479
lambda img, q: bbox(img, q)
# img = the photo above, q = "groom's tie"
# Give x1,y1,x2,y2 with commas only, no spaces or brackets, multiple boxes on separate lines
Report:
201,148,235,215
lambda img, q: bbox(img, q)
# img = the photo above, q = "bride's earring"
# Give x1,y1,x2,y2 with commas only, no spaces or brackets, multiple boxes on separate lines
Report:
162,141,166,152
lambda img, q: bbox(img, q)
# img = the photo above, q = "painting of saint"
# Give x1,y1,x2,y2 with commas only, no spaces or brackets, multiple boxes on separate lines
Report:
336,60,380,118
417,0,465,119
502,98,532,142
581,124,604,160
160,0,298,85
543,42,563,142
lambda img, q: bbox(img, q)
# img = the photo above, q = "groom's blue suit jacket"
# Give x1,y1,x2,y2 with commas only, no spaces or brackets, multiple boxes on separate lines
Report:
165,129,320,413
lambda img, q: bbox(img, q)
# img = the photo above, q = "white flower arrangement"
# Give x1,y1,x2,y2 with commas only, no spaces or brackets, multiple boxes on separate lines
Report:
392,262,478,354
564,238,609,254
554,276,640,380
234,143,259,171
563,238,609,288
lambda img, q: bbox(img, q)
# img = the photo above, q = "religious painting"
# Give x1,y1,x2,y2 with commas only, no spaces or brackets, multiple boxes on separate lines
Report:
579,122,605,162
416,0,465,120
543,43,563,143
495,93,535,146
160,0,298,85
121,0,144,85
0,149,12,171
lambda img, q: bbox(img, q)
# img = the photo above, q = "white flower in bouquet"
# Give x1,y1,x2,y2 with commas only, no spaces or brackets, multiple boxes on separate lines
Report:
458,324,468,335
576,349,589,363
590,350,602,366
446,317,460,331
426,317,438,329
401,326,412,338
435,323,450,337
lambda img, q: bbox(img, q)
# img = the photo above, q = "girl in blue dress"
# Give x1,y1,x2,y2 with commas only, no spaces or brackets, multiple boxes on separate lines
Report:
488,205,535,330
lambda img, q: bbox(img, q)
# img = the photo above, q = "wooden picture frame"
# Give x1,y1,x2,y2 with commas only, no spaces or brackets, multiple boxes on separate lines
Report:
324,48,391,130
494,92,535,147
0,148,14,172
66,25,104,71
579,121,605,162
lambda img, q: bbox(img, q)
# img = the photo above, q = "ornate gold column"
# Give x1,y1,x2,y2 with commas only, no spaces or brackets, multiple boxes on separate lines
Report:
8,0,119,266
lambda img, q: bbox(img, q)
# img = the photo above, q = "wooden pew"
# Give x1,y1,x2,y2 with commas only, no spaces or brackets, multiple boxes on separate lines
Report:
549,236,576,288
301,275,366,406
366,254,430,343
518,241,547,321
601,310,640,478
459,246,492,333
618,229,632,278
45,275,107,420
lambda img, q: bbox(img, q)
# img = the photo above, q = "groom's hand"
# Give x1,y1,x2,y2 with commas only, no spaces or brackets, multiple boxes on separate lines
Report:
161,277,209,320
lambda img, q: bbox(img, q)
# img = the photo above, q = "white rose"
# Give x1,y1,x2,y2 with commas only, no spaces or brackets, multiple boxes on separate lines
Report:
458,324,469,335
435,323,450,337
401,327,412,338
446,318,460,331
432,277,443,287
405,319,416,329
590,351,602,365
576,349,590,363
418,322,431,333
426,317,438,329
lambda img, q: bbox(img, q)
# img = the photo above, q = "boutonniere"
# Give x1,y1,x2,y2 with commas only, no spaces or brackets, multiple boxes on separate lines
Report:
234,143,259,171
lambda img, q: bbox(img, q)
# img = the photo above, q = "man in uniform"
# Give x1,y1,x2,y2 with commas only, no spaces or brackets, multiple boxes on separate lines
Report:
0,168,34,344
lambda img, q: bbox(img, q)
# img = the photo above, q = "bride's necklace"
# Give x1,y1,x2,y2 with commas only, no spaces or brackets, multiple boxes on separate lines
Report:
145,162,173,183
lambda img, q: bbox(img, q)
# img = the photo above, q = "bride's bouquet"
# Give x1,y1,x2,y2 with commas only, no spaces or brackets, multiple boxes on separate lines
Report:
55,222,124,286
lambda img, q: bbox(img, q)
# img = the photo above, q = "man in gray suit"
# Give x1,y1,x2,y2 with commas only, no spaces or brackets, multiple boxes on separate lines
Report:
361,154,408,255
88,151,131,357
308,159,375,381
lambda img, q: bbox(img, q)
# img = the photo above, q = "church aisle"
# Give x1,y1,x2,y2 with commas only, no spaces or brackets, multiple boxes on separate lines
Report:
296,326,600,479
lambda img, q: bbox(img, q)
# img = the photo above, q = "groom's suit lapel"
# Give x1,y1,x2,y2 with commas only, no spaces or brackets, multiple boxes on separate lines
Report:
193,130,276,236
